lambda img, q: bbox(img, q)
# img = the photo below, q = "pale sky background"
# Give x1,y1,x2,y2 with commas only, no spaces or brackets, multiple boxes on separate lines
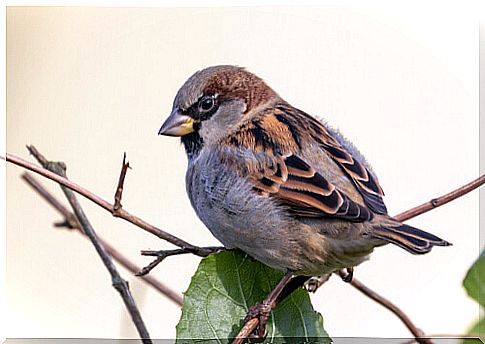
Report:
4,3,482,341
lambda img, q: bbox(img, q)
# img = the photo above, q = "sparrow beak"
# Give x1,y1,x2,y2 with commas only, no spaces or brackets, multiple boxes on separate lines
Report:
158,110,194,136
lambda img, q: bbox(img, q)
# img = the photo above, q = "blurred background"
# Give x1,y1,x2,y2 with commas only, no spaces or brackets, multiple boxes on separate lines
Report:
6,4,480,341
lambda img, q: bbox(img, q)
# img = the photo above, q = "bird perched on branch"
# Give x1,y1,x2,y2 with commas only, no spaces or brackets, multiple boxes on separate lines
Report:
158,65,450,278
159,65,451,337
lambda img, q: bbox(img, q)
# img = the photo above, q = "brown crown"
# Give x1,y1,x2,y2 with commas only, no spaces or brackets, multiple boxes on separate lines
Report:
202,67,279,113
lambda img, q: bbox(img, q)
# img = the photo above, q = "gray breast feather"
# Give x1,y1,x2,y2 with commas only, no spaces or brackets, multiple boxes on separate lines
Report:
185,149,289,250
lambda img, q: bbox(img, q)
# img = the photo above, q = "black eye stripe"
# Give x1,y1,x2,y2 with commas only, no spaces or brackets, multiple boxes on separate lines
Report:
186,94,220,121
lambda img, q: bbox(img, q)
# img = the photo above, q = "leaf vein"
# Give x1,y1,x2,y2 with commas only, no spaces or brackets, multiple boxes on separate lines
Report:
232,250,249,310
204,288,223,344
291,293,309,339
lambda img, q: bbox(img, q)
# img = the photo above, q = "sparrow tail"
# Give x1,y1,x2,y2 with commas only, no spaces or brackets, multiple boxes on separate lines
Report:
371,222,452,254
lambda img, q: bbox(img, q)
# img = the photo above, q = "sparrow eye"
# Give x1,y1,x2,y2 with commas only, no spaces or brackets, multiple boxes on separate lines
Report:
198,95,216,113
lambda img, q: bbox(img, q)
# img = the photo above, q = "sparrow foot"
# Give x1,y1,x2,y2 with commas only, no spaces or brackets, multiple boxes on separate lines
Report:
339,267,354,283
305,274,331,292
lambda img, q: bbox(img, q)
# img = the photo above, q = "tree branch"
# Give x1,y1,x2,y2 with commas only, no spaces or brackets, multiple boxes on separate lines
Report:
394,174,485,222
21,172,183,306
232,318,259,344
338,271,432,344
4,149,214,257
19,149,152,343
138,246,224,276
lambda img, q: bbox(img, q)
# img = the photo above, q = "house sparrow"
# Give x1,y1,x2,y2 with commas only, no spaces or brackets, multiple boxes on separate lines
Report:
158,65,450,277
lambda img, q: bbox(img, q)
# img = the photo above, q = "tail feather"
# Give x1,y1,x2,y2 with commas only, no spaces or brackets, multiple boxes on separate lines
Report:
371,223,451,255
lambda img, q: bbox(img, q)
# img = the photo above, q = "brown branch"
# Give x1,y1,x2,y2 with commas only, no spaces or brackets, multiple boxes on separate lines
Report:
232,318,259,344
21,150,152,343
21,172,183,306
231,275,329,343
394,174,485,222
4,149,214,257
114,152,131,212
338,271,432,344
138,246,224,276
138,249,191,276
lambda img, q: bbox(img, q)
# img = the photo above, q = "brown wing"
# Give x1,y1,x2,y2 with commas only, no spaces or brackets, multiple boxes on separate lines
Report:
277,105,388,214
251,154,373,222
318,140,387,214
220,104,383,220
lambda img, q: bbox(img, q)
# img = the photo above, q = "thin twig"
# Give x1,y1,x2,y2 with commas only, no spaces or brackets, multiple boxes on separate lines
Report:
21,172,183,306
4,149,214,257
394,175,485,222
114,152,131,212
338,271,432,344
138,248,199,276
138,246,224,276
22,149,152,343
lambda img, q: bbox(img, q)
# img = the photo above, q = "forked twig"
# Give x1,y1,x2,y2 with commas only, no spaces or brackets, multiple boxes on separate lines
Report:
138,246,224,276
114,152,131,212
21,147,152,343
138,249,195,276
21,172,183,306
4,149,214,257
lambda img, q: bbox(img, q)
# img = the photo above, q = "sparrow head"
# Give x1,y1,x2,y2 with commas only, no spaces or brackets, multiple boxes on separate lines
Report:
159,65,279,157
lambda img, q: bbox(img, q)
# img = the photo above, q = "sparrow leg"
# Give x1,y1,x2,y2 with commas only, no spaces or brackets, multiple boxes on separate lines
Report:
244,271,295,339
276,275,311,302
338,267,354,283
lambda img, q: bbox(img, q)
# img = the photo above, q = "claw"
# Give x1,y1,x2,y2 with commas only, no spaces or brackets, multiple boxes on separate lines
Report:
340,267,354,283
305,274,331,292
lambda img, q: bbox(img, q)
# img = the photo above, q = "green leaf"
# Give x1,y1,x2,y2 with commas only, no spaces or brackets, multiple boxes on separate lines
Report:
462,250,485,343
463,251,485,307
176,250,329,343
